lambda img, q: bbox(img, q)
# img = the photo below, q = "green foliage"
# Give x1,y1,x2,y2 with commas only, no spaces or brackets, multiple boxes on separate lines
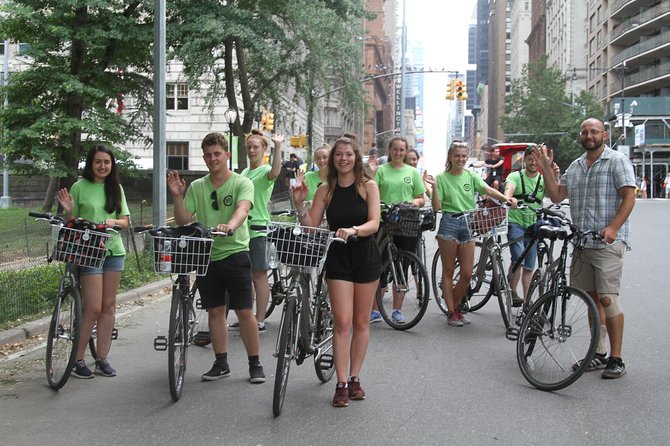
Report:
0,1,155,180
168,0,368,166
500,57,606,169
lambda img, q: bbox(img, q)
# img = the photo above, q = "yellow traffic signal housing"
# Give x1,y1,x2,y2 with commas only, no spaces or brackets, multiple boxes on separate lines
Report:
266,113,275,132
455,80,468,101
290,136,300,147
261,113,268,131
445,80,455,100
299,134,307,147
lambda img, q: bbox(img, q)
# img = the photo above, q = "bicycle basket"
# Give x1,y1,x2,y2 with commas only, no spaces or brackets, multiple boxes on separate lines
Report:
51,222,111,268
265,222,332,272
384,203,421,238
464,206,508,238
152,235,213,276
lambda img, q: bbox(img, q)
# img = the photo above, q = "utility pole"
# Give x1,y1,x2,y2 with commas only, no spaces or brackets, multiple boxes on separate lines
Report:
399,0,407,136
1,40,11,209
153,0,166,225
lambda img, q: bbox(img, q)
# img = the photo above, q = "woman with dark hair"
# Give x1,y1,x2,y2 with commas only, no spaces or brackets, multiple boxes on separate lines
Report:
292,137,382,408
57,144,130,378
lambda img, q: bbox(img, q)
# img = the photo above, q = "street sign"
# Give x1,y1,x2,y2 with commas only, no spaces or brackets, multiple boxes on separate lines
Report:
634,124,645,146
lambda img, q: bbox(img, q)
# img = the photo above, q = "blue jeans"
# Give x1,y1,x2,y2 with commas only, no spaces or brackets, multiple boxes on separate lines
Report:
508,222,537,270
436,213,473,244
79,255,125,276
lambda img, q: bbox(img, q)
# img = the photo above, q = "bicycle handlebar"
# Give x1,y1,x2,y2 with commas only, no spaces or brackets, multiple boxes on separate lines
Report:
30,212,122,231
133,225,232,237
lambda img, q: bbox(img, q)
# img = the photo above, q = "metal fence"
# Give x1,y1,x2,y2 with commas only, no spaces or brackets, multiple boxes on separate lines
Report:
0,218,145,329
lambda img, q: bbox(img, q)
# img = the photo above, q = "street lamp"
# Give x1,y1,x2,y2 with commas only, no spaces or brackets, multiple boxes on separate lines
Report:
224,107,238,170
1,40,12,208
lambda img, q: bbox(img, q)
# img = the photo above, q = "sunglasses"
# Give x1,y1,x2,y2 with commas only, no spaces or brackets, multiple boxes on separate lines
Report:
211,190,219,210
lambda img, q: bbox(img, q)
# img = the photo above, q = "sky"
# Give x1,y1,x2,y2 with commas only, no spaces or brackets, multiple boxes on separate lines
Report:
404,0,476,174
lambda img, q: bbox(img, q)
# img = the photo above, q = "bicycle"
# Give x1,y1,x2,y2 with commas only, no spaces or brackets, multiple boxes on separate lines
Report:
134,223,224,401
516,208,602,391
374,203,430,330
29,212,115,390
251,221,343,417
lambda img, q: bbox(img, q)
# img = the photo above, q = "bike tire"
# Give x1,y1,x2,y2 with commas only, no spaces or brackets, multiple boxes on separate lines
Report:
265,264,291,318
168,290,189,401
516,286,599,391
313,283,335,383
46,286,82,390
431,248,493,314
273,294,296,417
376,251,430,330
430,250,449,315
495,267,513,330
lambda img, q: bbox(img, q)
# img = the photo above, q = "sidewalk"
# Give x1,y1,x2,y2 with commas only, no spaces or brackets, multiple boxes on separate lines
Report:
0,278,173,349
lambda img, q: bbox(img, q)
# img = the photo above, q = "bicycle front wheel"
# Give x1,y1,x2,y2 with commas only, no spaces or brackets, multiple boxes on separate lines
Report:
516,286,599,391
273,295,296,417
168,290,189,401
377,251,430,330
46,286,82,390
313,288,335,383
266,264,291,318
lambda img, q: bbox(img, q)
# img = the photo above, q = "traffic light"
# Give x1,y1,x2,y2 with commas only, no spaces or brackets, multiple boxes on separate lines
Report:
445,80,454,100
455,80,468,101
261,113,268,130
266,113,275,132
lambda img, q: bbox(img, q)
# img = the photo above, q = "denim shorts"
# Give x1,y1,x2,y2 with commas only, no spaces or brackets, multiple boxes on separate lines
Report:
508,222,537,270
249,236,269,271
79,255,126,276
436,213,473,244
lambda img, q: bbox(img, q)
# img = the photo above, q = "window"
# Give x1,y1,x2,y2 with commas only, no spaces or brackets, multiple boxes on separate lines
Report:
166,83,189,110
167,142,189,170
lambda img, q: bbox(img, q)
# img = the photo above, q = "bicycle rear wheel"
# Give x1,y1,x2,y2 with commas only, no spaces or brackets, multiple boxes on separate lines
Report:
516,286,599,391
273,295,296,417
168,290,189,401
46,286,82,390
377,251,430,330
313,288,335,382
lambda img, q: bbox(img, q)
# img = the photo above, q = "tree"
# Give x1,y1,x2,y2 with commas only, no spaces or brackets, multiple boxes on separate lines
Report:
168,0,368,170
0,1,155,210
501,56,605,169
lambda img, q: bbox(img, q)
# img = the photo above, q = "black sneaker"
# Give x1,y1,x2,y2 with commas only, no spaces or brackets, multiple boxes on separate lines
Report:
511,291,524,308
572,352,608,372
72,359,94,379
94,358,117,377
602,356,626,379
202,362,231,381
257,322,267,334
193,331,211,347
249,364,266,384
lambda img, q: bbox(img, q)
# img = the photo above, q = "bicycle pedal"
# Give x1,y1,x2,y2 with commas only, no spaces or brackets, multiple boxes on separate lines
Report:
506,327,519,341
195,299,203,310
154,336,168,351
317,354,334,370
111,328,119,340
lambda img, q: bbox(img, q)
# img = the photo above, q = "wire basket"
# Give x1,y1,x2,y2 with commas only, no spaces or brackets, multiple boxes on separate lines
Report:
464,206,509,238
384,205,422,238
152,235,213,276
51,225,112,268
264,222,333,272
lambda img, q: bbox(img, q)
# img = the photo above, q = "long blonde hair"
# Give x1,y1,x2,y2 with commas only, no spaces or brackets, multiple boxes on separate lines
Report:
445,141,469,172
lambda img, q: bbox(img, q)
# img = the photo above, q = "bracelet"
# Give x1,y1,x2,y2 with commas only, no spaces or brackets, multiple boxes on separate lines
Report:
297,208,307,219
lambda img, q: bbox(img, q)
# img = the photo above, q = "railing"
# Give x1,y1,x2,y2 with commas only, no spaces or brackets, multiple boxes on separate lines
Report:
611,30,670,66
611,1,670,41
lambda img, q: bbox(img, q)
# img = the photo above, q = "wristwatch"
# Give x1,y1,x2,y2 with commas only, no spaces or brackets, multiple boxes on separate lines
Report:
352,226,360,236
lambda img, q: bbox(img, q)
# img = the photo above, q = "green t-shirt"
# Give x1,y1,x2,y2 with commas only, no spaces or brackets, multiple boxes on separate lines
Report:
505,170,545,227
304,170,324,201
435,170,487,213
70,179,130,257
375,163,426,204
241,164,275,238
184,173,254,261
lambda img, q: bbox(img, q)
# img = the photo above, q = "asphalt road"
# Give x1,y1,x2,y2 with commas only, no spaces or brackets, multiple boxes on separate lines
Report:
1,199,669,445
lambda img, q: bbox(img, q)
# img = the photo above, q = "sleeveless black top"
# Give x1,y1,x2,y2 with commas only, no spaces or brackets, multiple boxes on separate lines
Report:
326,182,369,231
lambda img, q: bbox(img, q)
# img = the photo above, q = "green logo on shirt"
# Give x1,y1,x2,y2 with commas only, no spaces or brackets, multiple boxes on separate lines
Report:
464,184,472,192
404,177,411,184
223,195,233,206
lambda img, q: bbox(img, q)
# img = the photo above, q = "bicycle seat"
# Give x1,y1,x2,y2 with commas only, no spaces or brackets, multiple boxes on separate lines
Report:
537,225,567,241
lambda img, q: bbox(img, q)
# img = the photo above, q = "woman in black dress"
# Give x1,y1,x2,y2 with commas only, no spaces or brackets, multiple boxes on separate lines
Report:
293,136,381,408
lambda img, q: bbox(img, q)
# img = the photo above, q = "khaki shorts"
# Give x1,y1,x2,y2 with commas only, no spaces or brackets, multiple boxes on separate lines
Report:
570,242,626,295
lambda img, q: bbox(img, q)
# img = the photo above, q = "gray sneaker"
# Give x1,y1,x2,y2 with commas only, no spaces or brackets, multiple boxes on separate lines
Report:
202,362,231,381
94,359,117,377
447,313,463,327
72,359,94,379
572,352,608,372
602,357,626,379
249,364,266,384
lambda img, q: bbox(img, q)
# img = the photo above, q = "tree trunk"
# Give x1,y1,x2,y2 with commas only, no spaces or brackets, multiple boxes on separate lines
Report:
41,177,60,213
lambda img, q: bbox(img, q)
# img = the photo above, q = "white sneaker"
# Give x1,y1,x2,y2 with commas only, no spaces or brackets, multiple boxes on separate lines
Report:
447,313,463,327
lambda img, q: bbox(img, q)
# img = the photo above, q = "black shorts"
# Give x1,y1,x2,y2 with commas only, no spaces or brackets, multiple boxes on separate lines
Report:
196,251,252,310
325,237,382,283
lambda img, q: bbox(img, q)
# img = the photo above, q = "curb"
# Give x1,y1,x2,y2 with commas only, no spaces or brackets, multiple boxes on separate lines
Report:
0,278,173,349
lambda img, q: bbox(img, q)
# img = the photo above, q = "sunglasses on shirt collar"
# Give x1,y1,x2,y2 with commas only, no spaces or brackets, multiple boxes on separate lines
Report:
211,190,219,210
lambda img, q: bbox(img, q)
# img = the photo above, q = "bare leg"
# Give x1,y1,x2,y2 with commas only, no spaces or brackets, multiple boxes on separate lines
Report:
77,274,103,360
251,270,269,324
96,271,122,359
